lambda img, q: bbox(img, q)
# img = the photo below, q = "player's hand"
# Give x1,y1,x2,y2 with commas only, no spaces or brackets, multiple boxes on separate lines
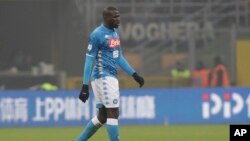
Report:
79,84,89,103
132,72,144,87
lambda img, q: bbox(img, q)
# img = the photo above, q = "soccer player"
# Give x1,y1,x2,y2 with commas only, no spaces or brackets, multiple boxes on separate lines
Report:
76,6,144,141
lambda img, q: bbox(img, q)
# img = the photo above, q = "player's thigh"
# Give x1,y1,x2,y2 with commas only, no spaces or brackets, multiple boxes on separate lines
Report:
91,79,103,108
101,76,120,108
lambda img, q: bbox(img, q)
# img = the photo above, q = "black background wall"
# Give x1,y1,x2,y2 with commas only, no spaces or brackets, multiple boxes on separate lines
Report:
0,0,86,76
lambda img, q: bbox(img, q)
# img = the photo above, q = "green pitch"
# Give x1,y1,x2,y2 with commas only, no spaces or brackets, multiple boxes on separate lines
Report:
0,125,228,141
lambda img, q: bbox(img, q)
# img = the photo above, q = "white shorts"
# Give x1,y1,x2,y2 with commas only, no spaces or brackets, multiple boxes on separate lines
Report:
91,76,120,108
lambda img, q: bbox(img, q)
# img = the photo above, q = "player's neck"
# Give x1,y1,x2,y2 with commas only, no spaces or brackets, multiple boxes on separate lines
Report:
103,23,113,30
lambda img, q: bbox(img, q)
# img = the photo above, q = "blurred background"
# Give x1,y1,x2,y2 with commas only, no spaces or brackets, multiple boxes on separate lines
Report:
0,1,250,140
1,0,250,90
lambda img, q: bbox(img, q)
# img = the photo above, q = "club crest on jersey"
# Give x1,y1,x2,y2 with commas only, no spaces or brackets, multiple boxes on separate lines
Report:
108,38,120,48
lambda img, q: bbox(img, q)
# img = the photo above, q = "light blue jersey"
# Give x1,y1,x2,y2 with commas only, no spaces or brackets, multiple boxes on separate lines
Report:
83,24,135,84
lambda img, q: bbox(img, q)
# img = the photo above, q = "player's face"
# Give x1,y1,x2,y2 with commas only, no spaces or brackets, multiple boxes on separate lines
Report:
107,10,120,28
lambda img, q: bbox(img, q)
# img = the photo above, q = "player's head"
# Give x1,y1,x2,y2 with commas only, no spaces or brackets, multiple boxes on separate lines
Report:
102,6,120,29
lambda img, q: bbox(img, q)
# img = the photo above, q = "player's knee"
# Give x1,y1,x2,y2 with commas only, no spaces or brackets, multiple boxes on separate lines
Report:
97,113,107,124
97,107,107,124
113,109,119,119
107,108,119,119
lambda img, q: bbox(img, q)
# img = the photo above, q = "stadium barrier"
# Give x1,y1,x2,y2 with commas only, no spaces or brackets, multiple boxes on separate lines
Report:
0,87,249,127
66,76,187,89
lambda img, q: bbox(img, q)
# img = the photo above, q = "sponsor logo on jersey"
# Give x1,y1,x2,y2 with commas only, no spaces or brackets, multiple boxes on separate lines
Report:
108,38,120,48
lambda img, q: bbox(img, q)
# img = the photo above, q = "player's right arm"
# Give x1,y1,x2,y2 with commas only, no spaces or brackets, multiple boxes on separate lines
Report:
79,33,99,103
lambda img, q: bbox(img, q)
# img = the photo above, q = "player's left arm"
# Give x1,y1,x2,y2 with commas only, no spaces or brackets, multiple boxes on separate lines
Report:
118,50,135,75
118,49,144,87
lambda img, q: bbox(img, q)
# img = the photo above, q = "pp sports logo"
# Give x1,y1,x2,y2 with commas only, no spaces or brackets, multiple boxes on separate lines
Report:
108,38,120,48
202,92,250,119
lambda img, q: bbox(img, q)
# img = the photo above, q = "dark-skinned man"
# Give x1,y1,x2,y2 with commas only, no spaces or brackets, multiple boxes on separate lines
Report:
76,6,144,141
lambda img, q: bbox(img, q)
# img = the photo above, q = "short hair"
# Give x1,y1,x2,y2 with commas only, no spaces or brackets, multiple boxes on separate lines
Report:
102,6,118,17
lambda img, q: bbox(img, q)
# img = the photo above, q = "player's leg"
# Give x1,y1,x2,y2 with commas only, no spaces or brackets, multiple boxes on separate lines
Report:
106,108,120,141
76,107,107,141
102,77,120,141
76,79,106,141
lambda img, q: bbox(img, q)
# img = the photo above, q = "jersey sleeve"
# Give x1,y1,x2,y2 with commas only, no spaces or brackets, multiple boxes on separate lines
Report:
83,32,98,84
118,48,135,75
82,55,94,85
86,33,99,57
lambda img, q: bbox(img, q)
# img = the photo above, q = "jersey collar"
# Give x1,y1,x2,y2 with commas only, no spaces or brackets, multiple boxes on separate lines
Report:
101,24,115,32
